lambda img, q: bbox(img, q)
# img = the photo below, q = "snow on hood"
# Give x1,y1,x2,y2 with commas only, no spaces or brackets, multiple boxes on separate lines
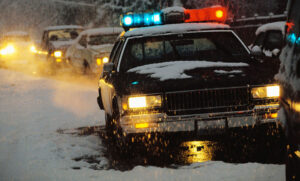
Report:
51,40,75,49
255,21,285,35
89,44,114,53
128,61,249,81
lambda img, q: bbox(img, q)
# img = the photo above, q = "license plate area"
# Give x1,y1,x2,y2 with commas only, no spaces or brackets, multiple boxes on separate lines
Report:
197,119,227,134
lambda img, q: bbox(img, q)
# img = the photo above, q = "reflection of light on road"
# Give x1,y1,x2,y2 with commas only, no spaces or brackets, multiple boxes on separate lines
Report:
179,141,214,163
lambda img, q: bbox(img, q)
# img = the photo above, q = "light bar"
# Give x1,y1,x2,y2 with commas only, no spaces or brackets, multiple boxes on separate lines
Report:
121,12,163,28
184,6,227,23
120,6,227,29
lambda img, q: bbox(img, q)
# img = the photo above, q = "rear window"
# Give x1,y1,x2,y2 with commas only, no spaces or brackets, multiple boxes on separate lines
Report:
120,31,249,72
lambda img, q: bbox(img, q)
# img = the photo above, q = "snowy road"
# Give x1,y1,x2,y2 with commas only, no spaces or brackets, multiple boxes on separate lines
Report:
0,68,285,181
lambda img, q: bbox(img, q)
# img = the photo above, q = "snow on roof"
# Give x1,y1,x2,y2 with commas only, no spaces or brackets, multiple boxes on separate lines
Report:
44,25,83,31
255,21,286,35
124,23,230,37
128,61,248,81
3,31,29,36
81,27,123,36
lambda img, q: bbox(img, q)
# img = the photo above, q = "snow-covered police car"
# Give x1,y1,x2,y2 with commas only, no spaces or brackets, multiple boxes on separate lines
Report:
97,6,281,143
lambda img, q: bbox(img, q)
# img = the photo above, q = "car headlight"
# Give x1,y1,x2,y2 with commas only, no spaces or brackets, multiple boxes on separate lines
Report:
124,95,162,109
96,56,109,66
30,45,37,53
0,45,15,55
54,50,62,58
251,85,280,99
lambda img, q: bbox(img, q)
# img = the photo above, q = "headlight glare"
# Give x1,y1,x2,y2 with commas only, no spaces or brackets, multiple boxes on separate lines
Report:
251,85,280,99
0,45,15,55
127,95,162,109
102,57,109,63
54,50,62,58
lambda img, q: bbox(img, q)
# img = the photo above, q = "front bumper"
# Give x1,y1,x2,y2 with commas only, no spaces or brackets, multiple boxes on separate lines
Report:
120,104,280,135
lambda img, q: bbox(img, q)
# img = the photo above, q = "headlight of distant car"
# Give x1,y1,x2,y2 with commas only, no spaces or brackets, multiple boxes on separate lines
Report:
0,45,15,55
30,45,37,53
96,56,109,65
251,85,280,99
123,95,162,110
53,50,62,58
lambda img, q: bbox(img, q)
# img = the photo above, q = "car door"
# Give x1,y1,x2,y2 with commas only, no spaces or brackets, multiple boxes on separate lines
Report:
100,39,124,115
73,35,87,69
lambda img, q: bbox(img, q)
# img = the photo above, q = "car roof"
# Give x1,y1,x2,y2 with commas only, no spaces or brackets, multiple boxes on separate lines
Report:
255,21,286,35
81,27,123,36
44,25,83,31
122,23,230,38
3,31,29,37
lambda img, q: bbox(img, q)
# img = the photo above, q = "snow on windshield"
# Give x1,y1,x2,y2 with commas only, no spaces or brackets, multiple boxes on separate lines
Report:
128,61,249,81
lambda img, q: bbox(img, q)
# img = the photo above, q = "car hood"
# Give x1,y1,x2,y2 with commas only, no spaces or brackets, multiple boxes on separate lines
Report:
115,60,278,95
51,40,75,49
89,44,114,54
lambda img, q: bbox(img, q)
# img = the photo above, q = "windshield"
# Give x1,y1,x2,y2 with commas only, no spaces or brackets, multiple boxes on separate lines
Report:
88,34,118,45
120,31,249,72
48,29,82,41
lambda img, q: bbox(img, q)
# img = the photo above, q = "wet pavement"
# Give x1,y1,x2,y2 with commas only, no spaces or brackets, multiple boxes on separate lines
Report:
59,123,286,171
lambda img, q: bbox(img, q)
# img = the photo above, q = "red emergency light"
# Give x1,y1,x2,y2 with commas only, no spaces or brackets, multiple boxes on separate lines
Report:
184,6,227,23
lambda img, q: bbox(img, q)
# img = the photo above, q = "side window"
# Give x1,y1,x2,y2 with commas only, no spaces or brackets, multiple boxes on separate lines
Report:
112,39,125,68
264,31,283,50
79,35,87,47
110,40,121,62
253,33,265,47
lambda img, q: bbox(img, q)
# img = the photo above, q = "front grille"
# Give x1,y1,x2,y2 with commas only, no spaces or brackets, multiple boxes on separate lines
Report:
165,87,250,113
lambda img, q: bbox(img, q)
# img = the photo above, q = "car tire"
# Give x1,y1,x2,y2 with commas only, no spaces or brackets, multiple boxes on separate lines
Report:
82,59,90,75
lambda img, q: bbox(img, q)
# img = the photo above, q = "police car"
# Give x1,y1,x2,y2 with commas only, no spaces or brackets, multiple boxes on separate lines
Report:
97,6,281,143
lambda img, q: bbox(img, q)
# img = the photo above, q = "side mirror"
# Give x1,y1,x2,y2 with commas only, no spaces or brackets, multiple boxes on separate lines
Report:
103,62,114,74
250,46,264,59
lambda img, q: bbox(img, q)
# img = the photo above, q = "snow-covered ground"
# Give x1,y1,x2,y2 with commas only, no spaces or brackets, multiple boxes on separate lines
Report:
0,68,285,181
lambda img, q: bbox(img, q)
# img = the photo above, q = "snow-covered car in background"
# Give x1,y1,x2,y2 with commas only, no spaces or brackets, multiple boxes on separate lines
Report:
66,27,123,75
249,21,285,58
0,31,37,67
40,25,83,73
276,0,300,179
97,6,281,146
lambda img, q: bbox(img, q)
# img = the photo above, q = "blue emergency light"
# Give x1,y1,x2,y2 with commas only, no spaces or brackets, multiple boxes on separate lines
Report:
121,12,163,28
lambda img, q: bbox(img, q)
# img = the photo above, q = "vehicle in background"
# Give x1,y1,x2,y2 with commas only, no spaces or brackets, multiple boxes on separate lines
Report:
40,25,83,73
277,0,300,180
66,27,123,75
249,21,285,58
0,31,37,68
97,6,281,148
